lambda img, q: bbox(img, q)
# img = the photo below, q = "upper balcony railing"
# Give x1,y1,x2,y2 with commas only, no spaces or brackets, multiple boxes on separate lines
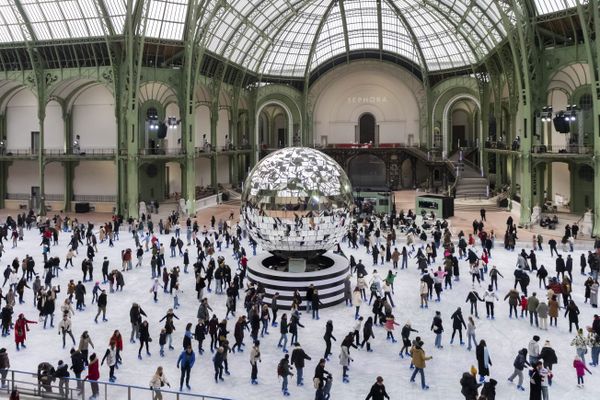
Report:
531,144,592,154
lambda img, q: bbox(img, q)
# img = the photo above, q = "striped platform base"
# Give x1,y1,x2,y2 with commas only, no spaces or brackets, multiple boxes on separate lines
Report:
247,252,350,310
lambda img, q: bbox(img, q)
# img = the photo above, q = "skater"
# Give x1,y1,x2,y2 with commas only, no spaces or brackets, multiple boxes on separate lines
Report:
323,320,336,360
339,341,353,383
507,348,530,391
277,353,293,395
176,346,195,391
365,376,390,400
400,321,419,356
476,340,492,383
450,308,466,345
149,366,170,400
249,340,261,384
290,342,311,386
384,315,399,342
100,341,117,382
466,317,477,351
430,311,444,349
573,355,592,387
361,317,375,352
14,313,36,351
409,339,432,390
84,353,100,399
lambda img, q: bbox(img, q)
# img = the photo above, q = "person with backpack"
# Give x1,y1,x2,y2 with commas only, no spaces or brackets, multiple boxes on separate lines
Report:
278,353,293,396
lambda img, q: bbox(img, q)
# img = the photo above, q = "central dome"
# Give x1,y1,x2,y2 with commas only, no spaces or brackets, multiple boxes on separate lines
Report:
241,147,353,259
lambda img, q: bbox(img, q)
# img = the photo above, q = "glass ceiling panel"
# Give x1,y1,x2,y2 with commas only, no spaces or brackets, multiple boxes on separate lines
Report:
0,2,26,42
534,0,577,15
19,0,108,40
144,0,187,40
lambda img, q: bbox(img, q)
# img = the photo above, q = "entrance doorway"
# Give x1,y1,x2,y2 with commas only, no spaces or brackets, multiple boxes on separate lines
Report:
359,113,375,144
31,131,40,154
31,186,40,210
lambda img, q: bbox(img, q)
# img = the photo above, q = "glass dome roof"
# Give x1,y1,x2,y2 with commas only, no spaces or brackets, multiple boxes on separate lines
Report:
0,0,580,77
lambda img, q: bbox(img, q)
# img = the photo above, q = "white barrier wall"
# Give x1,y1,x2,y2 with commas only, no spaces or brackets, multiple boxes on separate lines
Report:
7,161,37,194
195,158,211,187
72,85,117,148
45,163,65,195
44,100,64,149
6,89,38,149
194,106,211,146
73,161,117,196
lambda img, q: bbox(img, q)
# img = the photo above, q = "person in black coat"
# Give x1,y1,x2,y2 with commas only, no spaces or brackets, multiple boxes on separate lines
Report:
290,342,311,386
360,317,375,352
564,300,580,333
460,371,480,400
323,320,336,360
475,340,492,380
529,361,543,400
480,378,497,400
365,376,390,400
450,307,467,345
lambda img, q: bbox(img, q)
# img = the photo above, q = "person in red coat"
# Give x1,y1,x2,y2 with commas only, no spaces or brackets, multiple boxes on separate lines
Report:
85,353,100,398
14,314,37,351
109,330,123,366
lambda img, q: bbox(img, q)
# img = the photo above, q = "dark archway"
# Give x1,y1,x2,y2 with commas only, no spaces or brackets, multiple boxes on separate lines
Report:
348,154,386,188
359,113,375,144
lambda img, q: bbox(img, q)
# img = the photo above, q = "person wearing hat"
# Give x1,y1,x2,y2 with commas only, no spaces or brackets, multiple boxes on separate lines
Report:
570,328,588,365
365,376,390,400
291,342,311,386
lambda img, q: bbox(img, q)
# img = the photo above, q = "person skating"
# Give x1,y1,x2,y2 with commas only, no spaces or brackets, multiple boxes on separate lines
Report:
277,353,293,396
93,289,108,323
14,313,36,351
323,319,336,360
339,340,353,383
530,361,543,400
361,316,375,352
78,331,94,365
465,289,483,319
384,314,399,342
176,346,195,391
149,366,170,400
483,285,498,319
508,348,530,391
430,311,444,349
84,353,100,399
365,376,390,400
460,370,480,400
399,321,418,357
290,342,311,386
100,341,117,382
573,355,592,388
58,313,76,348
450,307,466,345
0,348,10,389
138,320,152,359
248,340,261,385
409,339,432,390
475,340,491,382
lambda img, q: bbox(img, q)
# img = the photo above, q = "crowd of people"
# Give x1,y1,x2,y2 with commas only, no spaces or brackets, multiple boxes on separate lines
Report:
0,204,598,400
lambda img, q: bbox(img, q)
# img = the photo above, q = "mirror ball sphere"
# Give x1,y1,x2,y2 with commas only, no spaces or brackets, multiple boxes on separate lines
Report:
241,147,354,259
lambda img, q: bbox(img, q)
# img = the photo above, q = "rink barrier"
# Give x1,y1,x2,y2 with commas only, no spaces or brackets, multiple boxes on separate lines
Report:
0,369,232,400
246,252,350,310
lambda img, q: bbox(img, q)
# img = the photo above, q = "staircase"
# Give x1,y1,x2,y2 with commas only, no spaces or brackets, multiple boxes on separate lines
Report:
449,150,489,199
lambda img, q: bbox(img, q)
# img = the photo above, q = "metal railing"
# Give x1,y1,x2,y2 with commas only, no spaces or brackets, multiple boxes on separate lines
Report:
139,148,185,156
0,369,232,400
43,148,116,156
72,194,117,202
531,144,592,154
1,148,37,156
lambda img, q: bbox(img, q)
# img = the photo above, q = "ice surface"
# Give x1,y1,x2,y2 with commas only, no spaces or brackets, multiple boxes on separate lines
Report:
2,220,599,400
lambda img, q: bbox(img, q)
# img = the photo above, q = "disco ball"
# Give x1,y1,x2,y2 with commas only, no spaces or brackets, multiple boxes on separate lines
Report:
241,147,354,259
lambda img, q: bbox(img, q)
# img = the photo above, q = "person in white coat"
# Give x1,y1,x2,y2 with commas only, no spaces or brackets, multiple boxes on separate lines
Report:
149,366,170,400
58,314,75,348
